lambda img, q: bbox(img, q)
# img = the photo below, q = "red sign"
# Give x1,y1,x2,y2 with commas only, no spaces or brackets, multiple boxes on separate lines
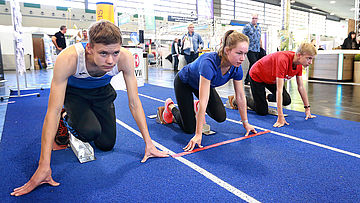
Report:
134,53,140,68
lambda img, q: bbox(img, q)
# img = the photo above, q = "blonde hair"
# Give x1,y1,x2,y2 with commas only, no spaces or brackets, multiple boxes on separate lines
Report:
217,30,249,66
296,43,317,56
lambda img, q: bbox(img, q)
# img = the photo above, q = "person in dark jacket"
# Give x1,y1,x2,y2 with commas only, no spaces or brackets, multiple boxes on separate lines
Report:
171,38,180,72
341,31,359,49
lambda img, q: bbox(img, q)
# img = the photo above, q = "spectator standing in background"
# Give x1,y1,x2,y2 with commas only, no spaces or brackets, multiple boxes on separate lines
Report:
81,29,89,42
182,24,203,65
171,38,180,72
242,14,262,85
52,25,67,55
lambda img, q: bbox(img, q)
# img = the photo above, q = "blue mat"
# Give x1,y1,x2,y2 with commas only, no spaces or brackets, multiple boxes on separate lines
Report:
134,84,360,202
1,84,360,202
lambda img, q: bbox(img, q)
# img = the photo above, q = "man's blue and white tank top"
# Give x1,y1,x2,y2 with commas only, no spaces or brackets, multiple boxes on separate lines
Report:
67,43,120,89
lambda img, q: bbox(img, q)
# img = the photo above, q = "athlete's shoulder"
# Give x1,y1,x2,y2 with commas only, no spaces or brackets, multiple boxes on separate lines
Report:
58,45,78,61
118,47,132,61
117,47,134,72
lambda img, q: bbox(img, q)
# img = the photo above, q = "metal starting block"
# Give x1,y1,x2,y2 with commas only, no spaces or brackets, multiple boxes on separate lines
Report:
202,123,216,135
69,133,96,163
148,115,157,119
224,100,233,109
146,113,163,124
224,96,237,110
268,108,288,117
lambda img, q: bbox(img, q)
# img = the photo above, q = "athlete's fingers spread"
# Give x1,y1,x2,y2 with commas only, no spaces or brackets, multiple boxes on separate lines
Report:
184,142,194,151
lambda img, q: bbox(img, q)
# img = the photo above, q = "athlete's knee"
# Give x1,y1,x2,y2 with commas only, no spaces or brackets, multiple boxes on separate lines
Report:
183,126,195,134
283,97,291,106
256,108,268,116
78,125,102,142
213,113,226,123
95,141,115,151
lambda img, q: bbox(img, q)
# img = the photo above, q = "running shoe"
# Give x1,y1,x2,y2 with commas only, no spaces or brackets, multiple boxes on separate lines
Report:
55,108,70,146
162,98,174,124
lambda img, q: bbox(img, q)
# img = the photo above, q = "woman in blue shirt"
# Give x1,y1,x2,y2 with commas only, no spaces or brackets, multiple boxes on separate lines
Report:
160,30,257,151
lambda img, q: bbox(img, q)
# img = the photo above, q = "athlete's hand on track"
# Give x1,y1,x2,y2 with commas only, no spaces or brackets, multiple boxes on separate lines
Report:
141,144,169,163
183,134,203,151
11,165,59,196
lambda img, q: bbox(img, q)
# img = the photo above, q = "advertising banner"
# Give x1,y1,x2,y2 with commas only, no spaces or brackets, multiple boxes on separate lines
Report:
110,47,144,90
96,2,114,23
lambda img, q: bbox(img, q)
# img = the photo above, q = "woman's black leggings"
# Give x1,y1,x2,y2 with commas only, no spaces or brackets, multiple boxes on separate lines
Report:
172,74,226,134
64,84,117,151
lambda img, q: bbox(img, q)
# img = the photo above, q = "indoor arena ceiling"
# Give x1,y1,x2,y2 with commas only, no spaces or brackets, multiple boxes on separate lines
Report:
295,0,356,20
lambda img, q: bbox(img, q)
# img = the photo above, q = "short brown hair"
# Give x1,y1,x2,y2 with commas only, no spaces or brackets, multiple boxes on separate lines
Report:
88,20,122,45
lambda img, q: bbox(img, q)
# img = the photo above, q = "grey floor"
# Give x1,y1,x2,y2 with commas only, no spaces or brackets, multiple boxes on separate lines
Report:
0,66,359,140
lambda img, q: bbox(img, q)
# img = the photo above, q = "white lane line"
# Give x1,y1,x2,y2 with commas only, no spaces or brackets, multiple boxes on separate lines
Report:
135,91,360,160
116,119,260,203
138,93,165,103
225,119,360,159
0,101,15,105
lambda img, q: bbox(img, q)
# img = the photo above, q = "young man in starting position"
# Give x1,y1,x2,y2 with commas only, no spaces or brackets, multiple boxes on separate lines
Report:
11,20,168,196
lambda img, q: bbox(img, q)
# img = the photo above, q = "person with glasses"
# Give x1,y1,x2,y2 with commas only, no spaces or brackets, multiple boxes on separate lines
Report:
242,14,263,85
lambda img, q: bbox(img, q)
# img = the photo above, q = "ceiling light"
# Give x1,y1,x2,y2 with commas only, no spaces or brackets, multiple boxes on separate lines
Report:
312,6,317,9
350,8,356,11
330,1,336,4
290,0,295,3
330,13,334,15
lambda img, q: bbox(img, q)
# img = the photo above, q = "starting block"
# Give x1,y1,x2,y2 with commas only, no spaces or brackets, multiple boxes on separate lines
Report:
268,108,288,117
69,133,96,163
148,115,157,119
155,106,166,124
202,123,215,135
224,95,237,110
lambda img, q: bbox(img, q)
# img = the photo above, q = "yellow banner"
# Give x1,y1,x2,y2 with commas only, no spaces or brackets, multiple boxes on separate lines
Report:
96,2,114,23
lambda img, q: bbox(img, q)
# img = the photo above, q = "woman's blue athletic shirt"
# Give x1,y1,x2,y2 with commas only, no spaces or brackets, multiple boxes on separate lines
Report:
178,52,243,90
